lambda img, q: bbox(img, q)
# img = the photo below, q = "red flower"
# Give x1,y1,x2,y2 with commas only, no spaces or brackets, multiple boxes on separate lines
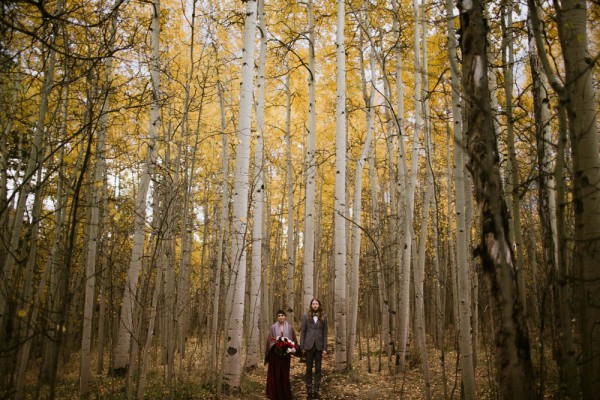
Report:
272,336,296,356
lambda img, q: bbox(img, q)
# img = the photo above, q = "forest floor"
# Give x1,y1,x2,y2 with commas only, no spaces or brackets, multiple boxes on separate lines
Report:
236,347,492,400
27,337,560,399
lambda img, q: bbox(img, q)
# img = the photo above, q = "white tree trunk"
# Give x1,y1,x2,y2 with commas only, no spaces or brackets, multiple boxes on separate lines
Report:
414,5,431,394
222,0,257,389
112,0,160,373
247,0,266,368
302,0,317,313
556,1,600,395
285,71,295,320
398,0,422,370
210,78,229,374
177,0,201,359
348,15,376,367
333,0,348,372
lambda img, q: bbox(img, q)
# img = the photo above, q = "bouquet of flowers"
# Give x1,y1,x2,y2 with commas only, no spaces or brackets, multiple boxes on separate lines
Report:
272,336,297,357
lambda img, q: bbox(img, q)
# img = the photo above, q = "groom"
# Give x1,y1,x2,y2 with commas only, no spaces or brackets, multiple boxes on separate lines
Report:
300,298,328,400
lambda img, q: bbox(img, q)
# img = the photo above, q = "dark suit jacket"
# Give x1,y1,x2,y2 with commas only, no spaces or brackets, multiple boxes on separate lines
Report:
300,313,327,352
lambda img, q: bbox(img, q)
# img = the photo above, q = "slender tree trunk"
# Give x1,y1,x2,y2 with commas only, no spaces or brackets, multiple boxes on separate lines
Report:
303,0,317,312
112,0,161,374
445,0,477,396
333,0,348,372
0,0,64,346
348,16,376,367
501,1,527,314
285,70,295,320
415,137,432,400
458,0,535,397
247,0,266,369
136,245,164,399
209,66,230,379
222,0,257,389
79,83,107,399
398,0,423,370
526,3,579,396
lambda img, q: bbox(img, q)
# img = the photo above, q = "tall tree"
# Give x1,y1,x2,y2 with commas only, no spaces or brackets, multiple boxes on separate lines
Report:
555,0,600,395
333,0,348,372
458,0,535,397
348,7,376,367
222,0,257,389
302,0,317,313
247,0,267,369
285,69,295,321
445,0,476,395
112,0,161,374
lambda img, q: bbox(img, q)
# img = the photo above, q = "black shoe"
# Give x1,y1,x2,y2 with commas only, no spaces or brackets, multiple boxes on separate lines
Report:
313,393,320,399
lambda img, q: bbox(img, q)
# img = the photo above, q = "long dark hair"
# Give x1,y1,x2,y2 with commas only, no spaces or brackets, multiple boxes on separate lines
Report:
307,298,324,320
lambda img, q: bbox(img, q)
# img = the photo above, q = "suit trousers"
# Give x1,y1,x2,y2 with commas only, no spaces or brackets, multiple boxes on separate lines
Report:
305,347,323,393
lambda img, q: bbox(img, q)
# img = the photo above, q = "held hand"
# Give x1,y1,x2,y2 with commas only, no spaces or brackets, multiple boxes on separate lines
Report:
322,351,327,356
302,349,305,355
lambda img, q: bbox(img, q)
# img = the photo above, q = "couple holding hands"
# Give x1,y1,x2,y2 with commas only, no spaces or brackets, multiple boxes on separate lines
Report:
265,299,328,400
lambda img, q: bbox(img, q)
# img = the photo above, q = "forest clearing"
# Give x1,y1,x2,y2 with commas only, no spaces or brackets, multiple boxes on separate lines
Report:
1,0,598,398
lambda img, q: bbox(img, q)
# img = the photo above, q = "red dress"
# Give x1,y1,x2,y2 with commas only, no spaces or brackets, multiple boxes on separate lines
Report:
266,349,293,399
265,322,297,399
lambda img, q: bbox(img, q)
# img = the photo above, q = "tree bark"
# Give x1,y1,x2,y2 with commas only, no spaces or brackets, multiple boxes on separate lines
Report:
222,0,257,389
556,0,600,396
458,0,535,397
303,0,317,313
445,0,477,396
334,0,348,372
247,0,266,369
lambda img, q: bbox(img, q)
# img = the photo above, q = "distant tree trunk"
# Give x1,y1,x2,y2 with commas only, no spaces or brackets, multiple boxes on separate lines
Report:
209,78,229,376
392,0,406,366
414,3,431,394
222,0,257,389
555,0,600,396
444,0,476,396
285,70,295,320
79,12,116,395
0,75,19,254
95,199,110,376
398,0,423,371
458,0,535,398
176,0,201,361
112,0,161,374
247,0,266,369
415,137,432,400
368,130,392,365
136,241,164,399
162,116,177,395
302,0,317,312
0,0,64,348
38,90,69,382
501,1,527,314
348,17,375,367
333,0,348,372
79,82,107,399
526,3,579,396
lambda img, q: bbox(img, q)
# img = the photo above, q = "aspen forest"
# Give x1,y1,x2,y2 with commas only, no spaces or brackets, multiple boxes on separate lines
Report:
1,0,600,398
